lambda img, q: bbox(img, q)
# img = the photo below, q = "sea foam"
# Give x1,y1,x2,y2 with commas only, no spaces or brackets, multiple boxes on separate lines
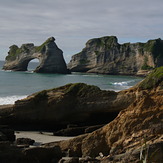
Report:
0,95,27,105
110,80,136,86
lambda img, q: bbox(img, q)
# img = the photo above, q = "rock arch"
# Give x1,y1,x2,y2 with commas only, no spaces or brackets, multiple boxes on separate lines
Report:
3,37,70,74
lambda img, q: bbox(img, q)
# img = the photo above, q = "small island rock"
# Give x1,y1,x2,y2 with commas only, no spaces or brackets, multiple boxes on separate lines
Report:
3,37,70,74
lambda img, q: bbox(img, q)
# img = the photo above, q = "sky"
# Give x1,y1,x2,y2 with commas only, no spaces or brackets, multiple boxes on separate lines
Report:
0,0,163,63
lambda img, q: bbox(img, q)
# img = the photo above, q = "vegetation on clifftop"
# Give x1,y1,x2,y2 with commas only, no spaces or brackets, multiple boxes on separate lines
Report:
139,66,163,89
35,37,55,52
65,83,101,97
138,38,163,59
6,44,31,61
6,45,21,61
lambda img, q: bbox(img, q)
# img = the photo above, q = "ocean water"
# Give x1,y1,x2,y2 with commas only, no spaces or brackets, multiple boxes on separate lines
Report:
0,61,143,105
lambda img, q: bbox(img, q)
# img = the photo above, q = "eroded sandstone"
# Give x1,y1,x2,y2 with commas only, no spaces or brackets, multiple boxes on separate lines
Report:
44,67,163,162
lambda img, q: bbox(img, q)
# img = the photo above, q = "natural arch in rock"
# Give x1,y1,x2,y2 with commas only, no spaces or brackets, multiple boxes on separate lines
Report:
3,37,70,74
27,59,40,71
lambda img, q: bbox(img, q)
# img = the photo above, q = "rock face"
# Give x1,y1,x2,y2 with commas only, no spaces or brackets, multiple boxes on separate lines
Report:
68,36,163,75
0,83,136,130
45,67,163,162
3,37,69,74
0,142,62,163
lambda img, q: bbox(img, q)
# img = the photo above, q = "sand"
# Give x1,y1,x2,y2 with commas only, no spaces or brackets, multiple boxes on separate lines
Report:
15,131,73,146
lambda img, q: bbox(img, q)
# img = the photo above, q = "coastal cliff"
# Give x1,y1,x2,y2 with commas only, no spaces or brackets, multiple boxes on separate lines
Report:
46,66,163,162
3,37,69,74
68,36,163,75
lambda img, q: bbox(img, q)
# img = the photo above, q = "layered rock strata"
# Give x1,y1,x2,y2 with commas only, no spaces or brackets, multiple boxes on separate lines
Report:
0,83,136,129
68,36,163,75
0,67,162,162
45,67,163,162
3,37,69,74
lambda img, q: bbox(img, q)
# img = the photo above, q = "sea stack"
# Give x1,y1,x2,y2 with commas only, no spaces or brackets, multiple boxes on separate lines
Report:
68,36,163,75
3,37,70,74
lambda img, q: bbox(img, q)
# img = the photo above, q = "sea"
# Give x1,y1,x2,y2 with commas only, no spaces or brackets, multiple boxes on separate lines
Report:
0,60,143,105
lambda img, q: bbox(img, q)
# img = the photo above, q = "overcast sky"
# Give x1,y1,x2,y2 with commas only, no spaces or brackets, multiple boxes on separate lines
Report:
0,0,163,62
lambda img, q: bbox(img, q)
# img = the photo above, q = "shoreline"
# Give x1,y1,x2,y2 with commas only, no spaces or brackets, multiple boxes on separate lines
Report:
15,131,74,146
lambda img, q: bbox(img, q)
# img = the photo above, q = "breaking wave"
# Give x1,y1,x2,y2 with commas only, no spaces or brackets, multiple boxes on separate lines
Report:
109,80,136,86
0,95,27,105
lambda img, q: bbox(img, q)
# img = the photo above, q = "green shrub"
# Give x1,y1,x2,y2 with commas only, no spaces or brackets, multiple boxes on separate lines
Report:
139,67,163,89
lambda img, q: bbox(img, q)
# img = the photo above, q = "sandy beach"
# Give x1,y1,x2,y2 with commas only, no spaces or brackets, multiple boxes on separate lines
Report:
15,131,73,146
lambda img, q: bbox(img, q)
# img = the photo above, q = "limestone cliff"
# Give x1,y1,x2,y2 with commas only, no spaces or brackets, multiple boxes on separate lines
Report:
68,36,163,75
3,37,69,74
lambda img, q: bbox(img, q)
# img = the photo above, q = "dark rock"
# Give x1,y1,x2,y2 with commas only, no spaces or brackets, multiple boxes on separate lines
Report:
3,37,69,74
0,142,62,163
52,67,163,161
68,36,163,75
80,156,100,163
23,146,62,163
0,83,135,130
54,126,87,136
16,138,35,145
60,157,79,163
84,125,104,133
0,141,31,163
54,124,105,136
0,125,15,142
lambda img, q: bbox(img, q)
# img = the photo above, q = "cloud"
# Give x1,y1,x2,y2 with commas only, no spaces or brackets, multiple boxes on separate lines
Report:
0,0,163,62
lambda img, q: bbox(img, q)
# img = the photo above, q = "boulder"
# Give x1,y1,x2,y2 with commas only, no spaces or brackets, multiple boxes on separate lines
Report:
53,126,87,136
53,124,104,136
0,141,62,163
16,138,35,146
68,36,163,75
0,125,15,142
3,37,69,74
0,83,136,130
23,146,62,163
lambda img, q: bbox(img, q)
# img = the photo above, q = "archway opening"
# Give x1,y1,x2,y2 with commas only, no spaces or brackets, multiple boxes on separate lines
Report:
27,59,40,72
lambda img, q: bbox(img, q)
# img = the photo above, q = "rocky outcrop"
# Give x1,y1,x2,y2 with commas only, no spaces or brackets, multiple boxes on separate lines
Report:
0,125,15,142
45,67,163,162
3,37,69,74
0,67,162,162
68,36,163,75
0,83,136,130
0,142,62,163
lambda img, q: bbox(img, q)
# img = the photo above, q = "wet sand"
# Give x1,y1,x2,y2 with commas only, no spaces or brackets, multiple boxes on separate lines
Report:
15,131,73,146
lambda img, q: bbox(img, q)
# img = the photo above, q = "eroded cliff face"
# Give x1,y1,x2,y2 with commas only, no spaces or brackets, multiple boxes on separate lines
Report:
68,36,163,75
0,83,136,129
46,67,163,162
3,37,69,74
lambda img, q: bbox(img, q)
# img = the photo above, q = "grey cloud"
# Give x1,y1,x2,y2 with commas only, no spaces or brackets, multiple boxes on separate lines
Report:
0,0,163,62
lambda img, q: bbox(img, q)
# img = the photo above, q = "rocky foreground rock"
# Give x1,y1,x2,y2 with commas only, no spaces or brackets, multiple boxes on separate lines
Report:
0,82,136,130
0,67,162,162
68,36,163,75
44,67,163,162
3,37,69,74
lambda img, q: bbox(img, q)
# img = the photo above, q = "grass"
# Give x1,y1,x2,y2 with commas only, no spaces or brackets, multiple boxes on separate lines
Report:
33,90,48,103
139,66,163,89
35,38,50,52
138,38,163,60
65,83,100,97
141,56,153,70
6,45,21,61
